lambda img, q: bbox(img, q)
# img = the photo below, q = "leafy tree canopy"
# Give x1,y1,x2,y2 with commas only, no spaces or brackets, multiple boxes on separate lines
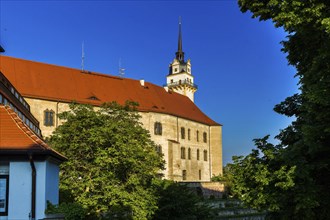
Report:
232,0,330,219
49,101,165,219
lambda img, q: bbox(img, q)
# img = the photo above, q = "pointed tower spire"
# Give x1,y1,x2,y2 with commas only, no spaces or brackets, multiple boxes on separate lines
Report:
176,16,184,62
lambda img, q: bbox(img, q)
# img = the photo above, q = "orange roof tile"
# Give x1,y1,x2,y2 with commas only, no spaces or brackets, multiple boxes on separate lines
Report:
0,56,220,126
0,104,65,160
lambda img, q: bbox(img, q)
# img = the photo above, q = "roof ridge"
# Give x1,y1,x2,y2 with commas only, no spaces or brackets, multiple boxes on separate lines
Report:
1,55,128,81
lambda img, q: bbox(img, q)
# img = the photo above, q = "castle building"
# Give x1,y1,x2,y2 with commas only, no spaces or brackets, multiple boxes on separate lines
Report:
0,23,223,182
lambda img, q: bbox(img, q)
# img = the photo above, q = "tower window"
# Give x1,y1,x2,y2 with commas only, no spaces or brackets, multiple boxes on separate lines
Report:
181,147,186,159
181,127,185,139
44,109,55,127
154,122,162,135
203,132,207,143
174,68,178,72
203,150,208,161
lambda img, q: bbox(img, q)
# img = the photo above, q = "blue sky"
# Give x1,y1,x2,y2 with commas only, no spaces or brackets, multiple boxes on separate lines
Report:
0,1,298,165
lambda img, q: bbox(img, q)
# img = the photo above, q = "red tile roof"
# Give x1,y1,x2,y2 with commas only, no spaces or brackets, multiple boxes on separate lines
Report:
0,104,66,160
0,56,220,126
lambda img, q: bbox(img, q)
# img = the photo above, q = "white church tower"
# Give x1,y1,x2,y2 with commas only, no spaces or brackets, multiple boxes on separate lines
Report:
166,18,197,102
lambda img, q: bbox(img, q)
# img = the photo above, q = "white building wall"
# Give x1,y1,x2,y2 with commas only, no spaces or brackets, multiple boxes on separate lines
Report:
45,160,60,206
5,160,60,220
8,162,32,220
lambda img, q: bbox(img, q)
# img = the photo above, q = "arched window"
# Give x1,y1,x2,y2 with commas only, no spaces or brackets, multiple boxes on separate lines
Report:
181,127,185,139
203,132,207,143
181,147,186,159
203,150,208,161
44,109,54,126
197,149,200,160
154,122,162,135
188,148,191,160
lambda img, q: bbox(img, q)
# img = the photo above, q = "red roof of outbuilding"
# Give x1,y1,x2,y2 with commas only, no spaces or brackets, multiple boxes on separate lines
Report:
0,104,66,160
0,56,220,126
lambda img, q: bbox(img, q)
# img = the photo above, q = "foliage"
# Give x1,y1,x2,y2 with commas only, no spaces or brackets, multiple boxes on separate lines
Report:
45,201,86,220
49,101,165,219
234,0,330,219
152,179,215,220
211,164,235,198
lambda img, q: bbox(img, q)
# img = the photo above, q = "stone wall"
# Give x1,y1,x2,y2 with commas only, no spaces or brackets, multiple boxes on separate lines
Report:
25,98,223,181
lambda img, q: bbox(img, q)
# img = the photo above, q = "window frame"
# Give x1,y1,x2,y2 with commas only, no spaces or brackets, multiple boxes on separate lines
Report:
203,132,207,143
155,145,162,155
154,122,162,135
182,170,187,180
44,109,55,127
188,148,191,160
181,127,185,139
181,147,186,159
0,175,9,216
203,150,208,161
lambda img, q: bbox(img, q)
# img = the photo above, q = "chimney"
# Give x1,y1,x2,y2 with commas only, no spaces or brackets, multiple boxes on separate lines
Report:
140,79,145,87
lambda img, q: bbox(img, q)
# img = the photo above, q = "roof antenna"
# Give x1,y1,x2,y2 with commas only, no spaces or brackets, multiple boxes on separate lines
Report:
81,41,85,72
119,58,125,77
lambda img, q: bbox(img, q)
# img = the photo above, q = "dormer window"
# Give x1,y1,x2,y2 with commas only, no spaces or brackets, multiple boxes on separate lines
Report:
174,68,178,73
88,95,99,101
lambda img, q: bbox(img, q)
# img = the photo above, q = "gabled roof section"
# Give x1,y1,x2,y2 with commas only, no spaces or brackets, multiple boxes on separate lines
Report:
0,105,66,161
0,56,220,126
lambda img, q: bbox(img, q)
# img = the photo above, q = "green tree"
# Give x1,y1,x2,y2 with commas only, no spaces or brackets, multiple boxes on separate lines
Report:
232,0,330,219
49,102,165,219
152,180,215,220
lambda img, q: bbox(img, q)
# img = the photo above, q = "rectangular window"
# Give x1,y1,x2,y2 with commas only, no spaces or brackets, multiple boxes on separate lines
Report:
181,127,185,139
0,175,9,216
182,170,187,180
204,150,208,161
44,110,54,126
203,132,207,143
197,149,200,160
188,148,191,160
155,145,162,155
188,129,191,140
154,122,162,135
199,170,202,180
196,130,199,142
181,147,186,159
